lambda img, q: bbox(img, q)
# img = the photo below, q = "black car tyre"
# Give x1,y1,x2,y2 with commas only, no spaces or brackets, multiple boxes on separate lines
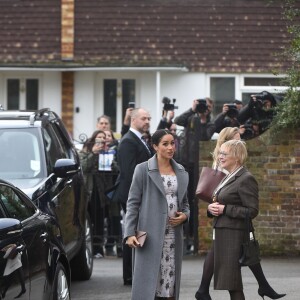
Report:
70,214,93,280
52,262,70,300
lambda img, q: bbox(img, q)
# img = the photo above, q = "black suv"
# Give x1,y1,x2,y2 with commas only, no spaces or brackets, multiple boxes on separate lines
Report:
0,108,93,280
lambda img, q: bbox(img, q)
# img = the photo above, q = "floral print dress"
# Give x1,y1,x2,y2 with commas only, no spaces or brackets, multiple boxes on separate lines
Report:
155,174,178,298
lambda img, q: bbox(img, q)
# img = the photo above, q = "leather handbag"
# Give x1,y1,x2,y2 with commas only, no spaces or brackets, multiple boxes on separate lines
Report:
239,209,261,267
135,231,147,247
195,167,226,203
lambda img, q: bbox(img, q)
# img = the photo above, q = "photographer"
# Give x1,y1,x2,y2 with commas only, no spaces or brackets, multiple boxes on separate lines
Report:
174,98,215,253
157,97,178,130
238,91,277,136
121,103,135,137
174,98,215,161
214,101,242,133
157,110,175,130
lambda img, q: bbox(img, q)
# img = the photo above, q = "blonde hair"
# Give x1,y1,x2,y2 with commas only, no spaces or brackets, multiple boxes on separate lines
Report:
222,139,248,165
213,127,240,165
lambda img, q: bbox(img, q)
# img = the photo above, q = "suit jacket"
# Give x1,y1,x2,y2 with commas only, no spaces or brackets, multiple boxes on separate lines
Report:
113,130,153,204
213,167,259,230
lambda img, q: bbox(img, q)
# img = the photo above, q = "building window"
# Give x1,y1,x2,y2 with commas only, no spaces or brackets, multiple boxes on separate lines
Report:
210,77,235,114
103,79,135,132
104,79,117,131
244,77,284,86
7,78,39,110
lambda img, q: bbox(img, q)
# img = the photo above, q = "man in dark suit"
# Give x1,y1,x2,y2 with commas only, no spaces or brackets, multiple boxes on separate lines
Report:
113,108,153,285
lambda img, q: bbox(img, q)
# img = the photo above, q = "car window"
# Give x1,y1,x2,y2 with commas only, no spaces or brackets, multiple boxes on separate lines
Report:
51,123,72,159
42,126,66,170
0,129,43,179
0,184,36,221
42,123,74,172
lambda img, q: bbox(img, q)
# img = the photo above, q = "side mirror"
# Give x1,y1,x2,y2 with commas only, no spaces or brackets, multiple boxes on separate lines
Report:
53,159,79,178
0,218,23,240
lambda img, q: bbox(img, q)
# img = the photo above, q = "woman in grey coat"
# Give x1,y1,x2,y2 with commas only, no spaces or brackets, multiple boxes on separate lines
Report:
124,129,190,300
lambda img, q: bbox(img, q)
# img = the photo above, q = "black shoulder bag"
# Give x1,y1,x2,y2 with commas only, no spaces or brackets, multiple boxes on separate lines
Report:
239,209,261,266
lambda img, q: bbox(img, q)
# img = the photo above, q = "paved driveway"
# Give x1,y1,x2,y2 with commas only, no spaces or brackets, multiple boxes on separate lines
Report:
71,255,299,299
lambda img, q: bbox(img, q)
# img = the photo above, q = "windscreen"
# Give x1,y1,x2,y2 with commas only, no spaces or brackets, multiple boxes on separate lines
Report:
0,128,45,179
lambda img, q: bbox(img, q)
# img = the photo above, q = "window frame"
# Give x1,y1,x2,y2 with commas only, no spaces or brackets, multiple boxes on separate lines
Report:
4,74,42,110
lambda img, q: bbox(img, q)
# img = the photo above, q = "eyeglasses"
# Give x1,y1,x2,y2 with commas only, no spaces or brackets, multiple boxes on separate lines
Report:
218,151,230,157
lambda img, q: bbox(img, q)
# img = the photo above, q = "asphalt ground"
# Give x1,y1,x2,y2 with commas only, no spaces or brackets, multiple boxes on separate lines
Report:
71,255,299,300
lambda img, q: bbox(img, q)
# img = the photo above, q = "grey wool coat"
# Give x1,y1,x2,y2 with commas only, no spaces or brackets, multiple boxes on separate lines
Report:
124,155,190,300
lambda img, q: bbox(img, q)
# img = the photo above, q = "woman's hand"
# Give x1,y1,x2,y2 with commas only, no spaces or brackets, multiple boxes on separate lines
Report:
208,202,225,216
169,211,187,227
92,143,105,154
126,236,141,248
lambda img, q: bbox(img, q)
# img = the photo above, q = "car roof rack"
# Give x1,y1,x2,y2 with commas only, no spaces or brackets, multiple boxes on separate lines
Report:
29,108,51,125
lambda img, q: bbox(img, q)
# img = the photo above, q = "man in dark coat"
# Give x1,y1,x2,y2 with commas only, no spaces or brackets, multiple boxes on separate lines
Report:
174,98,215,253
237,91,277,136
113,107,153,285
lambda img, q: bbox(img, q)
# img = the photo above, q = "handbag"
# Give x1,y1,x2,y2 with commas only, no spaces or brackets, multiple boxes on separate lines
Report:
195,167,226,203
135,231,147,247
239,209,261,267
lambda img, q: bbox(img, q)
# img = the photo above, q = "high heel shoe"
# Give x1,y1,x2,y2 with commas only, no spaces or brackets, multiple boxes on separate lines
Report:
195,291,212,300
14,288,26,299
258,287,286,299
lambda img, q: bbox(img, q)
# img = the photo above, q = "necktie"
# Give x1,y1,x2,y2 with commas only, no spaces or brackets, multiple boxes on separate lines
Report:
141,136,151,155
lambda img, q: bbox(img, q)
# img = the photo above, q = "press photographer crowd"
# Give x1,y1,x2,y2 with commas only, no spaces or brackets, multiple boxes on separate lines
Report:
76,90,285,298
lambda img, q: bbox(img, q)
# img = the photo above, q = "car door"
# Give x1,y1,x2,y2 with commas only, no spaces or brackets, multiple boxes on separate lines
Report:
42,124,80,255
0,182,49,300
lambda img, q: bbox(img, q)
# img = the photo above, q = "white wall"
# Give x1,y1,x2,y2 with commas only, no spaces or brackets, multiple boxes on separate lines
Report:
1,69,284,142
42,72,61,115
71,70,209,137
73,72,96,140
161,72,207,115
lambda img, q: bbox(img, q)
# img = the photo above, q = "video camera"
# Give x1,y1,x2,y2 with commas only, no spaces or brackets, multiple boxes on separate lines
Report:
162,97,178,111
250,91,276,110
195,99,208,113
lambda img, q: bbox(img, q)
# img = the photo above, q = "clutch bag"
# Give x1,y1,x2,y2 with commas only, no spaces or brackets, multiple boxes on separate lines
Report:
135,231,147,247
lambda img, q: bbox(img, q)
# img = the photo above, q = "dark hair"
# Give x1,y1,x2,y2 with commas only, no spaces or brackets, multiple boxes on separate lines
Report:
151,129,172,146
83,130,106,152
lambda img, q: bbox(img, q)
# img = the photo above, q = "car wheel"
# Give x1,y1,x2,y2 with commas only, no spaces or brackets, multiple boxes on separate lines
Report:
52,262,70,300
70,214,93,280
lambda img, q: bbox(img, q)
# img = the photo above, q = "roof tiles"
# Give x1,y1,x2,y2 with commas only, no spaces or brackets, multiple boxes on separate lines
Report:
0,0,293,72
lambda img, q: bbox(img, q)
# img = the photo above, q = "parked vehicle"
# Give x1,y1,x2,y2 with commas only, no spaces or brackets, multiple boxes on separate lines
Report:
0,179,70,299
0,108,93,281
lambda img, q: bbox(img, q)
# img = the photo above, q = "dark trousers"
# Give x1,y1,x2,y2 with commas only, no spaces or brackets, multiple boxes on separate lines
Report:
121,202,132,283
185,162,199,253
90,188,105,255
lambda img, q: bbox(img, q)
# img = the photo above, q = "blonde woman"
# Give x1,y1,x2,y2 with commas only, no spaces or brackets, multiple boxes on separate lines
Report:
212,127,241,171
195,138,285,300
